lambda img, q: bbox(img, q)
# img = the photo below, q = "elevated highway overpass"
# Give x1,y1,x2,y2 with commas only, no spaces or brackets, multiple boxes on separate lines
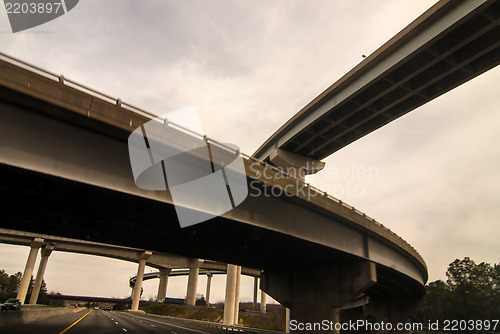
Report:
0,228,205,269
128,267,265,312
253,0,500,172
2,0,493,329
0,228,262,307
0,51,426,328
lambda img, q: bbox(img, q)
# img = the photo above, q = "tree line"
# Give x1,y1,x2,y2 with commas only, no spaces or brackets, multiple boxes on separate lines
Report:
417,257,500,322
0,269,48,304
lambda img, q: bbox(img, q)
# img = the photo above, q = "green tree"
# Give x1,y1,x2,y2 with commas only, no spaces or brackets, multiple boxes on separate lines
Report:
447,257,494,293
7,272,22,295
40,278,48,295
0,270,10,301
419,257,500,322
27,275,35,297
446,257,496,319
196,295,207,306
0,270,9,292
422,280,451,322
0,270,49,303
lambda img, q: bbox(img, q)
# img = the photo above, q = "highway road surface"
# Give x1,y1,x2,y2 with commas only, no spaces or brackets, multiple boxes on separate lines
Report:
6,309,249,334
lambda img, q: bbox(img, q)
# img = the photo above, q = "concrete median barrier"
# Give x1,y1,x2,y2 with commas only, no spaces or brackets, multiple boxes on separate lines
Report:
0,306,84,328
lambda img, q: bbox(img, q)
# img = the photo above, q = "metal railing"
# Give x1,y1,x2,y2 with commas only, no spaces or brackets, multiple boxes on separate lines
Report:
124,311,284,333
0,52,422,261
0,52,158,120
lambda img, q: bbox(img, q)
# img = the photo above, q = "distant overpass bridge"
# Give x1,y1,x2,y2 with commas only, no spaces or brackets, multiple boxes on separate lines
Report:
130,267,262,288
46,294,132,307
0,228,261,306
128,267,263,309
130,270,228,287
254,0,500,172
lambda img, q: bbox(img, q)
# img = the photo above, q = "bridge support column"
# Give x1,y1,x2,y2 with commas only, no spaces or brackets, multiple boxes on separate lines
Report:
156,268,171,302
29,244,54,305
260,290,267,313
253,277,258,311
286,308,291,333
131,251,152,311
233,265,241,324
262,261,376,334
186,259,199,306
223,264,237,325
17,238,44,304
366,299,423,334
131,286,136,300
205,273,213,306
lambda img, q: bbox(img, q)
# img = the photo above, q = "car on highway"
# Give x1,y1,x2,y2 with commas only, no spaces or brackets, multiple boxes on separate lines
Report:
1,298,22,311
104,306,111,311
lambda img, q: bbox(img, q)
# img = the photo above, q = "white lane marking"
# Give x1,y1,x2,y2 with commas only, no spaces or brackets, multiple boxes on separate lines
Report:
151,324,155,327
122,329,127,332
119,312,211,334
115,322,119,325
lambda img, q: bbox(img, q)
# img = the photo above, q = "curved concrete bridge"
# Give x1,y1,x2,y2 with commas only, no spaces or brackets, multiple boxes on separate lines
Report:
0,50,425,328
254,0,500,165
1,0,497,331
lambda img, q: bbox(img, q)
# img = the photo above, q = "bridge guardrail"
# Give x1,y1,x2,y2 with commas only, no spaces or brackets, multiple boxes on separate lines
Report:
0,52,158,120
125,311,284,333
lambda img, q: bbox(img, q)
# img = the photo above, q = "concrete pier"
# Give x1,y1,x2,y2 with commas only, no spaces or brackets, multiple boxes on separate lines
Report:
185,259,199,306
131,251,152,311
205,273,213,306
29,245,54,305
17,238,44,304
223,264,238,325
156,268,171,302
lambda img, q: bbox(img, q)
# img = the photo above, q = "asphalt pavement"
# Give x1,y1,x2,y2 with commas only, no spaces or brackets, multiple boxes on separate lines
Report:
4,309,238,334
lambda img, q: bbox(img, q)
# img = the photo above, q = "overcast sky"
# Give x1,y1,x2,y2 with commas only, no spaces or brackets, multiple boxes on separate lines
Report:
0,0,498,304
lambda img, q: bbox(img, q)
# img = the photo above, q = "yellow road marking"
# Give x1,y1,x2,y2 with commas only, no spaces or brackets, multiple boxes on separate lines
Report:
58,309,93,334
